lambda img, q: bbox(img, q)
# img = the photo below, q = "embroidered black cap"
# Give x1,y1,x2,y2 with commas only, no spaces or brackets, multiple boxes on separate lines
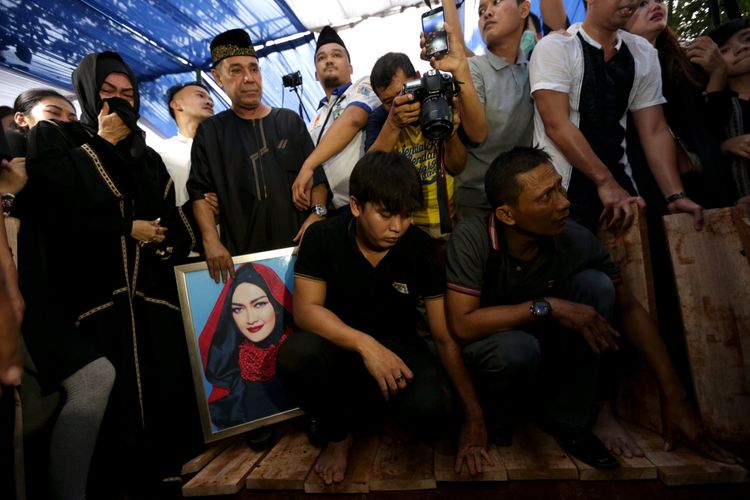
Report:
210,28,257,67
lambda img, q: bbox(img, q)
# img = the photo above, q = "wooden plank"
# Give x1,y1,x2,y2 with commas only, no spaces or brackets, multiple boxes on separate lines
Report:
663,207,750,440
597,205,656,315
433,439,507,482
624,422,747,485
246,427,320,490
570,454,656,481
4,216,20,267
304,433,381,494
494,424,578,480
369,437,436,491
598,206,663,434
181,437,235,475
181,439,266,496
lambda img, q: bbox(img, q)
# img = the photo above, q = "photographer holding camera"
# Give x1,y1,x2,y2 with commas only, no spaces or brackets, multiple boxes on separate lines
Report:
366,53,465,238
366,2,485,238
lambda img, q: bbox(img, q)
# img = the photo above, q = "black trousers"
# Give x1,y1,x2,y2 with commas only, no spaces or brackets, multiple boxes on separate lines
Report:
277,331,455,442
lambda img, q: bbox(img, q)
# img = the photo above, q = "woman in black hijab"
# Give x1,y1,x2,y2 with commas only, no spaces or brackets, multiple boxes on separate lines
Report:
18,51,201,498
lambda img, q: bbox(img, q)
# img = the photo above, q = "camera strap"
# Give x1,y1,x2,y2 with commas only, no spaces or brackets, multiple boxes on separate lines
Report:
435,139,453,235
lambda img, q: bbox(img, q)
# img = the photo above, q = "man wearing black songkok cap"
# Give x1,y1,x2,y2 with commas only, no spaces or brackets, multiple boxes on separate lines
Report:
18,51,202,498
291,25,381,214
188,28,328,284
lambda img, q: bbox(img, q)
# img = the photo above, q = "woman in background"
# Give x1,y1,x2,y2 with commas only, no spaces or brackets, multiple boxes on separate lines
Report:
625,0,735,209
13,88,77,133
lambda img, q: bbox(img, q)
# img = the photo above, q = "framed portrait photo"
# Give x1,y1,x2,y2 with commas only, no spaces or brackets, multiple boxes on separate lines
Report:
175,247,303,442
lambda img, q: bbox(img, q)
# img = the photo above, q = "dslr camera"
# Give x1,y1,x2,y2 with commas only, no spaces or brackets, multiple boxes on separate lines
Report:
402,70,460,141
282,71,303,88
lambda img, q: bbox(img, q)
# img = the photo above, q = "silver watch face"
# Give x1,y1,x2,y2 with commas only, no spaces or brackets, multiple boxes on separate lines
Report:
313,205,327,216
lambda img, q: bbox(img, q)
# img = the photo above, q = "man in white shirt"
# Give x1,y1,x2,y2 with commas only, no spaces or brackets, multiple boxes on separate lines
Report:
154,82,214,206
529,0,702,231
291,26,381,214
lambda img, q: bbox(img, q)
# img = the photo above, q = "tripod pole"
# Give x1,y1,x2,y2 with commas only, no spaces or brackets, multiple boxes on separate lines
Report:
292,86,310,121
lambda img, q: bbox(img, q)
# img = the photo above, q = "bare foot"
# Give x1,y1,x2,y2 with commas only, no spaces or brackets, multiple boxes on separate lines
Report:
592,402,644,458
314,434,353,485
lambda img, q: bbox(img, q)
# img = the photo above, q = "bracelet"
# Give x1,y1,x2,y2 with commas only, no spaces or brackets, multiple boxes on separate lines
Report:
1,193,15,216
665,191,687,204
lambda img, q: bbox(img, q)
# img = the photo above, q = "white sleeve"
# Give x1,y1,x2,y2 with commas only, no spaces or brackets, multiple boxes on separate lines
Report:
629,41,666,111
529,35,574,95
346,77,381,113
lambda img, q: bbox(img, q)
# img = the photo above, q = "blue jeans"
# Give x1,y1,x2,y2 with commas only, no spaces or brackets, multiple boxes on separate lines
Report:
462,269,615,428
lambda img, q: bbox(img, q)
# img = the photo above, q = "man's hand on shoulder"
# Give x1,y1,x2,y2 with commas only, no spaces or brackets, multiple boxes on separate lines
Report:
293,212,324,244
357,335,413,401
548,298,620,353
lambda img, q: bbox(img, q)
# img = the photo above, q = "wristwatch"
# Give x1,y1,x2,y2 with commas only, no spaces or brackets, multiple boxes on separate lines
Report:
1,193,15,216
665,191,687,204
311,204,328,217
530,299,552,319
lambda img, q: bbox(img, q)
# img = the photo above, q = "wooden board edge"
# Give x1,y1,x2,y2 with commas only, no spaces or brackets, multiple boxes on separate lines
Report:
181,438,235,475
368,478,437,491
303,478,370,494
504,469,579,481
572,456,657,481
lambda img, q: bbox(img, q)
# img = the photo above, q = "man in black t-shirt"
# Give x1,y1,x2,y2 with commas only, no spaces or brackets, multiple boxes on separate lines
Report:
279,152,491,484
445,146,736,469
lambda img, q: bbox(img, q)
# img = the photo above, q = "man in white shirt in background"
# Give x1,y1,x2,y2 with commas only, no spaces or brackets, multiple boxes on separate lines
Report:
154,82,214,206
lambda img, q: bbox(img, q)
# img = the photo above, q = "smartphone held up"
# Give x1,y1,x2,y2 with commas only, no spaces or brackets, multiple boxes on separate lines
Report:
422,7,449,59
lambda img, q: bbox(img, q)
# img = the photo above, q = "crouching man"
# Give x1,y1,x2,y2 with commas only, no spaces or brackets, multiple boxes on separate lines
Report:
445,146,737,468
279,151,491,484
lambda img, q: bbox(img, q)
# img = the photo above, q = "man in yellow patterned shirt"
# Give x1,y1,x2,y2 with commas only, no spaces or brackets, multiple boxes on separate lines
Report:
366,52,466,237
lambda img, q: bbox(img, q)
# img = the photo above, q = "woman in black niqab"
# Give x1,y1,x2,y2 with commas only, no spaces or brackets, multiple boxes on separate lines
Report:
18,51,202,498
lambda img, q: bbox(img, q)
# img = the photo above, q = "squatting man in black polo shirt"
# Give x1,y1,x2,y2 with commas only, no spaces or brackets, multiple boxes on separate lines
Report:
445,146,737,468
278,152,490,484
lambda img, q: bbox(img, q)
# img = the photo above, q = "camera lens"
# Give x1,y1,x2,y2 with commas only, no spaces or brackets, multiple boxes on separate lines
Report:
421,94,453,140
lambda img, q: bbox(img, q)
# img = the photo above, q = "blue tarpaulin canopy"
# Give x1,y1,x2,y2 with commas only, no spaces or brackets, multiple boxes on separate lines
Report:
0,0,584,137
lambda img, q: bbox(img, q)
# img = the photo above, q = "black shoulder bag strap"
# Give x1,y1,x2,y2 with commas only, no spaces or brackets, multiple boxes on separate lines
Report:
435,139,453,235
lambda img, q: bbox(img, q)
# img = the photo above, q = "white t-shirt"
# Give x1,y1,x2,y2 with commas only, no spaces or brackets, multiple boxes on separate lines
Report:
529,24,665,188
153,133,192,206
308,76,380,209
